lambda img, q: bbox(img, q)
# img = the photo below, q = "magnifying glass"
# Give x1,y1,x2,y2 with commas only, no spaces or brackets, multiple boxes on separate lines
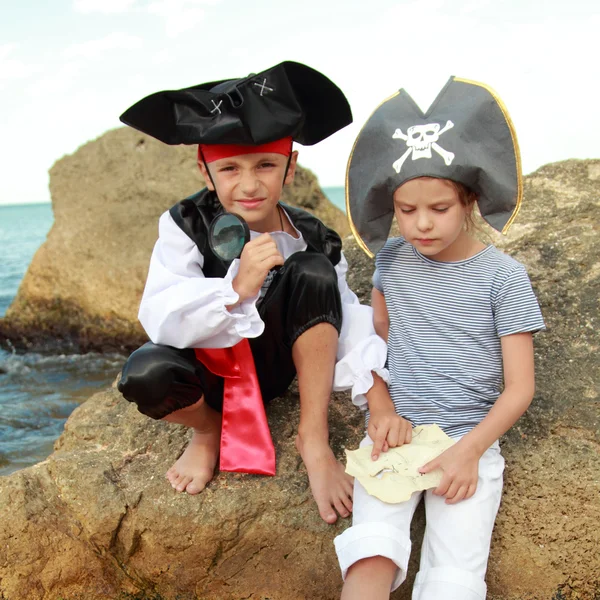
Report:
208,213,251,262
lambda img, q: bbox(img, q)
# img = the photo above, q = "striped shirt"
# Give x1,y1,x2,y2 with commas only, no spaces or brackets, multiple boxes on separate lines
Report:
374,237,545,437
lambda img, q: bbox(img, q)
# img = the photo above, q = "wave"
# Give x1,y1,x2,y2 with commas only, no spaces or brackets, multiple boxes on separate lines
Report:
0,347,126,476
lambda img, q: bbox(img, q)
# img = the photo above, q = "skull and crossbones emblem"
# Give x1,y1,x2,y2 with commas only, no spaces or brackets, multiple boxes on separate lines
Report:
392,120,455,173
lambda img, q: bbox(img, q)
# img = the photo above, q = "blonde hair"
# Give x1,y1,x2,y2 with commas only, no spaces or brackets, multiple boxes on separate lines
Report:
447,179,478,231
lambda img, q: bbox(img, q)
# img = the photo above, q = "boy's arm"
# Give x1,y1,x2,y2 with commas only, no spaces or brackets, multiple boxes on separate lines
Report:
332,254,389,408
138,212,265,349
229,233,284,304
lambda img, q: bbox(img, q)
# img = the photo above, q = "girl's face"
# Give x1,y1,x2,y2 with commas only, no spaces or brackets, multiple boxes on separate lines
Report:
393,177,473,262
198,151,298,233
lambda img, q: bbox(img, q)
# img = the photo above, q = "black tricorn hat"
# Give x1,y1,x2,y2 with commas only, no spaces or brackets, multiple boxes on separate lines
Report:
346,77,523,257
120,61,352,146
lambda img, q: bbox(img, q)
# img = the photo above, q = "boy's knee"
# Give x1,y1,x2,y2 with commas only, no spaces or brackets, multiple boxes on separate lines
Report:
118,342,202,420
119,343,170,392
165,396,205,415
263,252,342,346
285,252,337,285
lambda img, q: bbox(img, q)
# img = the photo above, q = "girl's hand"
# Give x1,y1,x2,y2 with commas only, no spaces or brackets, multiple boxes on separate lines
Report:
232,233,284,303
368,409,412,461
419,440,481,504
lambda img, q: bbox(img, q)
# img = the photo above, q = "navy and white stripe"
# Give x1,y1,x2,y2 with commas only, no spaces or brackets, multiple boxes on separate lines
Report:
374,237,545,437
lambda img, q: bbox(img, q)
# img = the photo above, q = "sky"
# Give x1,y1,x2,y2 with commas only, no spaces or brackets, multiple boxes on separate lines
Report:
0,0,598,205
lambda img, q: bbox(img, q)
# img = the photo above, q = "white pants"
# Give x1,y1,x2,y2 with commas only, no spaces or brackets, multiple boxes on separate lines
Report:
334,438,505,599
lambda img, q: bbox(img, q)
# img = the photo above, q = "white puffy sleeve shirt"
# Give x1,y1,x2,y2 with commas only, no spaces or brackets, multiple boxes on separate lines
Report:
138,209,387,407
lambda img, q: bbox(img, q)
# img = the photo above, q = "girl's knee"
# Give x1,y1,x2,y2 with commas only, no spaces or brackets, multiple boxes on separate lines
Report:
342,556,397,600
413,566,487,600
347,555,396,578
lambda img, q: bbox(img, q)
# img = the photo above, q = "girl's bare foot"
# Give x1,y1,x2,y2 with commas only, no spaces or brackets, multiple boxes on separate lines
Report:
296,434,354,524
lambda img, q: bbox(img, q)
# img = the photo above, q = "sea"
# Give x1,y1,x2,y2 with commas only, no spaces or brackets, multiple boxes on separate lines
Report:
0,187,346,476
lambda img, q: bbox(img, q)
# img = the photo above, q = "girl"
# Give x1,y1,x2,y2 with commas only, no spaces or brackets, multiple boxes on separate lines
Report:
334,77,545,599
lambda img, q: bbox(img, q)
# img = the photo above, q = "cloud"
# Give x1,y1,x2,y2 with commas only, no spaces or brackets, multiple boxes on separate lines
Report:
0,44,38,87
25,61,83,97
63,33,143,60
73,0,138,13
73,0,221,37
146,0,221,37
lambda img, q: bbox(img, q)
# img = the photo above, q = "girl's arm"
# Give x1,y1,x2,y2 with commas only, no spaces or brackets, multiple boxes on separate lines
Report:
371,287,390,342
365,286,412,459
461,331,536,455
420,331,536,503
332,266,410,458
365,372,412,460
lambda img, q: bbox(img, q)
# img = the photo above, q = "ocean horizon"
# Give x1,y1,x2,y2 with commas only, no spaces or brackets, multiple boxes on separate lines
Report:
322,186,346,212
0,186,346,476
0,186,347,211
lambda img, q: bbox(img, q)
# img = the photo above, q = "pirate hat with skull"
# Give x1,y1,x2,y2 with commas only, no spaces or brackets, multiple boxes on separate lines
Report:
346,77,522,257
120,61,352,147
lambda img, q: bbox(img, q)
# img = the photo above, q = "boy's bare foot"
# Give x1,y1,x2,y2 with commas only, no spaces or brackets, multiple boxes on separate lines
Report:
163,399,222,495
296,434,354,524
166,426,220,494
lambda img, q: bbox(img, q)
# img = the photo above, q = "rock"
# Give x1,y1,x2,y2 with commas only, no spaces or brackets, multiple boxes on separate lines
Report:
0,159,598,600
0,382,364,600
480,159,600,600
0,127,348,353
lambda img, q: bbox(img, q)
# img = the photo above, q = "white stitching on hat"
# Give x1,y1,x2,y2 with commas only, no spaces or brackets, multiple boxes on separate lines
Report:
210,99,223,115
253,78,274,96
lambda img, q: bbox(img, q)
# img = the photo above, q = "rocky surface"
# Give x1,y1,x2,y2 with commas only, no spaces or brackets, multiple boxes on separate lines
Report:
0,159,598,599
0,381,363,600
481,160,600,600
0,127,348,353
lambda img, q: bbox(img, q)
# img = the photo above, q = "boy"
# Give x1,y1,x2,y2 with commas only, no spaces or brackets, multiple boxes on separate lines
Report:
117,61,388,524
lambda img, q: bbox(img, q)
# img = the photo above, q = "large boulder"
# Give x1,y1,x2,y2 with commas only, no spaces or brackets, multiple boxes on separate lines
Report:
0,382,363,600
0,159,598,600
0,127,349,353
482,160,599,599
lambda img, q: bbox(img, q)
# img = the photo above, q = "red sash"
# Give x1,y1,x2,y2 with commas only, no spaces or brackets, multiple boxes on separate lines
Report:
194,340,276,476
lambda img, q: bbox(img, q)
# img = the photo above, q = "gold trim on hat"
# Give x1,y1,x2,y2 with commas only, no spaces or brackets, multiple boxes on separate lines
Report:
453,77,523,234
345,91,401,258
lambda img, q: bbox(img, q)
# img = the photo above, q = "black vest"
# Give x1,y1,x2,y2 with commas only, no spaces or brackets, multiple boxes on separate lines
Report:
169,188,342,278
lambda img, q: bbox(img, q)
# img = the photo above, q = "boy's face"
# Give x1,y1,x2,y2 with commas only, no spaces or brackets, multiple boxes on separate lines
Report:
392,177,472,262
199,151,298,233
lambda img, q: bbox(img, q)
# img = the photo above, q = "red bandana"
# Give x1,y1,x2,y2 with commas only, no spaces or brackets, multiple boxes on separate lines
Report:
198,136,293,165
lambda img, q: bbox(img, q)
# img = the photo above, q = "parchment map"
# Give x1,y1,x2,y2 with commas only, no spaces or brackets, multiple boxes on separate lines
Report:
345,424,456,504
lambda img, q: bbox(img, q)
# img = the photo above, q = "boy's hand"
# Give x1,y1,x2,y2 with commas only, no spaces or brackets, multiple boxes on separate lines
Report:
368,408,412,461
419,440,481,504
232,233,284,303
